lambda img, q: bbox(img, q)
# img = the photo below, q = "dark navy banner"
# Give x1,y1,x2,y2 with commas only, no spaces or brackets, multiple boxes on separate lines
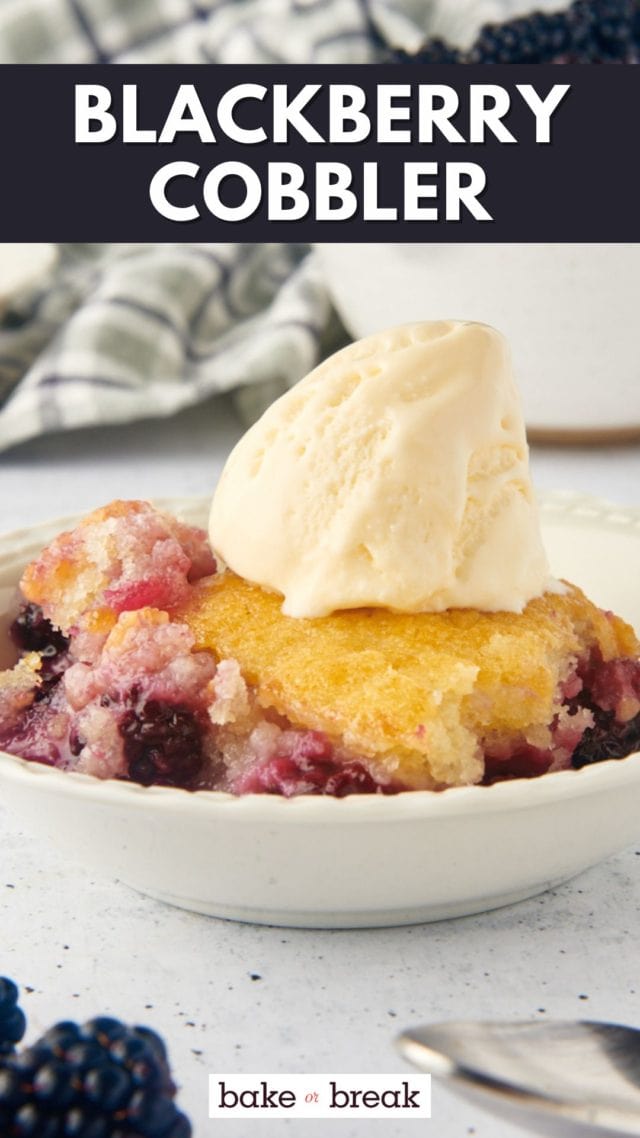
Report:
1,64,638,240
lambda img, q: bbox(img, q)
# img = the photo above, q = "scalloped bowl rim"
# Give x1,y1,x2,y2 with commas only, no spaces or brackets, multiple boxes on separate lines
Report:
2,746,640,823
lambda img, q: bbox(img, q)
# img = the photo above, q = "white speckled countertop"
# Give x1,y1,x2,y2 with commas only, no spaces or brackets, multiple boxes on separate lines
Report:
1,397,640,1136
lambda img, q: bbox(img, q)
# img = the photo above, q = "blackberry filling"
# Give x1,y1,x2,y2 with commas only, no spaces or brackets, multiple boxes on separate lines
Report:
2,495,640,794
0,605,71,765
483,742,557,784
240,753,390,796
388,0,640,64
484,650,640,783
570,650,640,767
119,699,205,789
10,603,68,656
231,729,398,796
10,602,70,699
572,710,640,766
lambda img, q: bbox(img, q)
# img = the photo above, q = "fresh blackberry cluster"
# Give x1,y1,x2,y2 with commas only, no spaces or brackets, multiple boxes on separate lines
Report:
0,979,27,1057
0,980,191,1136
389,0,640,64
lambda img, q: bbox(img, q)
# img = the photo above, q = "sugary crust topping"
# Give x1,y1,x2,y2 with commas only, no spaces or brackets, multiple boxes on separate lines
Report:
21,500,216,633
64,607,217,713
207,658,251,727
0,653,41,733
178,572,640,788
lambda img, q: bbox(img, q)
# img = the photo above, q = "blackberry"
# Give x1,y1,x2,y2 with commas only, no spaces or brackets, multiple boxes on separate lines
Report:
244,749,397,796
10,602,70,699
0,979,26,1057
388,0,640,64
84,1017,130,1048
119,700,204,789
32,1058,78,1107
467,14,571,63
525,11,573,57
126,1088,183,1133
572,709,640,767
10,603,68,657
394,37,463,63
159,1118,192,1138
591,0,635,47
8,1103,59,1136
324,762,389,796
83,1065,135,1110
0,995,192,1137
63,1112,110,1138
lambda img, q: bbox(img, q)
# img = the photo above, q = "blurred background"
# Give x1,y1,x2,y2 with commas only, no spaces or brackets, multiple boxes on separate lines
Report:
1,238,639,540
1,0,639,526
0,0,579,66
2,241,639,457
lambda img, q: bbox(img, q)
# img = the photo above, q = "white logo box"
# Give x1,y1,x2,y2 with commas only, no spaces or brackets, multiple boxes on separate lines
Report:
209,1073,431,1119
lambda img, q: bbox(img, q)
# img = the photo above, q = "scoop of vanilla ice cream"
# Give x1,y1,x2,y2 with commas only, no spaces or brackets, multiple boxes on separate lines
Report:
209,320,551,618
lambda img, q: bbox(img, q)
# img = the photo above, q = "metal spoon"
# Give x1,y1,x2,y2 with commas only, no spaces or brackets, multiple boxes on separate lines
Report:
396,1020,640,1137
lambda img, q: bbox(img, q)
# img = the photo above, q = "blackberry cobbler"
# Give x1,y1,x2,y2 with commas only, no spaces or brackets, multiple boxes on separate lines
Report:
0,499,639,796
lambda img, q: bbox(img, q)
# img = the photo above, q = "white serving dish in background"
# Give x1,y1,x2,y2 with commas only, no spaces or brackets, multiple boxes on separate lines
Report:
314,244,640,442
1,493,640,929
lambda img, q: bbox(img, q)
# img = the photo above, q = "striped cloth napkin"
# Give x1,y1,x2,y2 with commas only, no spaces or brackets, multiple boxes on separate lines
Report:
0,0,549,452
0,243,342,451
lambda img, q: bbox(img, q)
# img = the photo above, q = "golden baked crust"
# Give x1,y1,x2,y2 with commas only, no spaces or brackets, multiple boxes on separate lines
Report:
178,573,638,788
21,501,143,628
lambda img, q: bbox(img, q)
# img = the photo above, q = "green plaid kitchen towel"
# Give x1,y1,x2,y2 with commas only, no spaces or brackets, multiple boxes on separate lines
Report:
0,243,345,451
0,0,538,66
0,0,545,452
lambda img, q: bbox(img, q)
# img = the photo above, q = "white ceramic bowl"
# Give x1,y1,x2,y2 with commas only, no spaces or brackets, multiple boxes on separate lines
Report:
1,494,640,929
314,245,640,441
